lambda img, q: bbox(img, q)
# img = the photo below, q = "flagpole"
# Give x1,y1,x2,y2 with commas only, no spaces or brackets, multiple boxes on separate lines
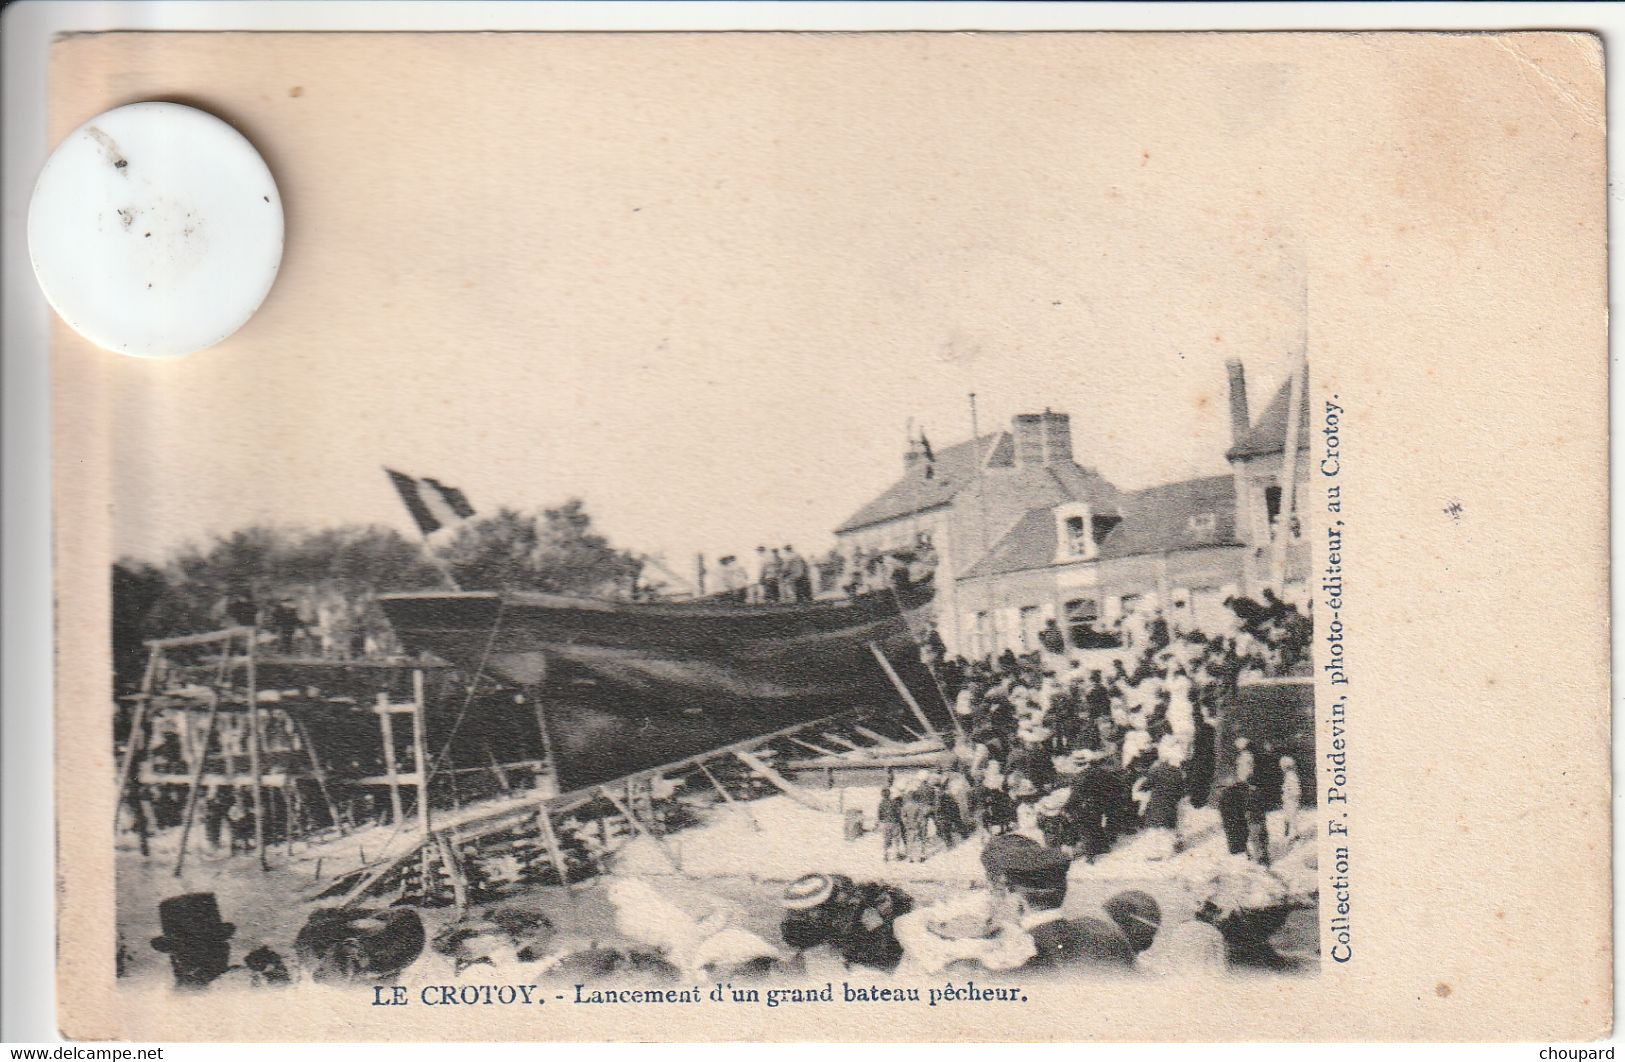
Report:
422,529,463,593
383,466,465,592
969,393,996,659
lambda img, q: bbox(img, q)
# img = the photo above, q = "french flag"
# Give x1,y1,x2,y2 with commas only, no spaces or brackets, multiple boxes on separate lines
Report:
385,468,476,536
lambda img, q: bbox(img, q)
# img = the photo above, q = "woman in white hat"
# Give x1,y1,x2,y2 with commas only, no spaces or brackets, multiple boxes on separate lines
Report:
1278,755,1301,842
1035,786,1075,849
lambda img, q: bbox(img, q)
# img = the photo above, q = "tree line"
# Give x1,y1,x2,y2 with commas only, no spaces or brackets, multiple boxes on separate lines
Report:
113,500,653,691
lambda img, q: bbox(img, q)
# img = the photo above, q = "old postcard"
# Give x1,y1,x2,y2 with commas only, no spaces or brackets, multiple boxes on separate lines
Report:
49,31,1608,1041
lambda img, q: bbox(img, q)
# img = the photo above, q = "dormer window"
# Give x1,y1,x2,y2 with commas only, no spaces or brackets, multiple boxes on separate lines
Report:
1188,512,1217,533
1054,502,1097,561
1065,515,1088,554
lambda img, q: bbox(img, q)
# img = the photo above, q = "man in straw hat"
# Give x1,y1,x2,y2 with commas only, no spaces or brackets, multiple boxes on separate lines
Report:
780,873,914,972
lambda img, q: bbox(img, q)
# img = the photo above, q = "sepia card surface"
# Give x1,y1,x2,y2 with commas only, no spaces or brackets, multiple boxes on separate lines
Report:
50,30,1608,1042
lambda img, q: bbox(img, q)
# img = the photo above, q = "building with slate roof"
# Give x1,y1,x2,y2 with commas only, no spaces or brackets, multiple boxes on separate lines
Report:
832,360,1310,657
1226,362,1314,597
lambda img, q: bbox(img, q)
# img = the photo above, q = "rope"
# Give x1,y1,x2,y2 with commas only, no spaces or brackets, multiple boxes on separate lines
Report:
348,596,508,864
425,595,508,784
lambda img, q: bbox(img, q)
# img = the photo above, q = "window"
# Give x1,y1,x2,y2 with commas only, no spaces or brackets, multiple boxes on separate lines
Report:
1064,597,1099,623
1063,515,1088,556
1053,503,1097,561
1188,511,1217,533
1264,484,1283,529
1064,597,1099,647
974,611,992,656
1018,606,1042,650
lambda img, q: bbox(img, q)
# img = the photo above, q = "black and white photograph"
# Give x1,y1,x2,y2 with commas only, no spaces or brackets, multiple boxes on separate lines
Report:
97,32,1320,1003
32,24,1608,1045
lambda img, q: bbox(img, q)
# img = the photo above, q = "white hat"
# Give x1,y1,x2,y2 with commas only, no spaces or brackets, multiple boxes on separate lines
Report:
1036,787,1072,816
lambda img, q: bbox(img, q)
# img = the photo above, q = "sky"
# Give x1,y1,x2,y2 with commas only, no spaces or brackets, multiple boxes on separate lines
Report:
93,34,1309,575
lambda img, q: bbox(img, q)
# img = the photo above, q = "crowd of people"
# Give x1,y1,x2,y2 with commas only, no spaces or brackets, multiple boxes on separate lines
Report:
134,854,1206,993
896,592,1313,871
712,545,817,603
130,592,1316,993
711,538,939,605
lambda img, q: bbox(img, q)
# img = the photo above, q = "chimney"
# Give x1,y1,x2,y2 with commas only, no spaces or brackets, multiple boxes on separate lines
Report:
1225,359,1250,446
903,439,923,473
1013,414,1044,467
1041,409,1073,465
1012,410,1073,467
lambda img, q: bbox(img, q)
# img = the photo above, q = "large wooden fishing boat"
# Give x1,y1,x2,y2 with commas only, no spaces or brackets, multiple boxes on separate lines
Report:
378,578,948,790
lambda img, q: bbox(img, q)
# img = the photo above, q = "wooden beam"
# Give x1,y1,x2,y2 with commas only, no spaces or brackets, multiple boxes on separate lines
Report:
140,770,295,787
697,760,761,831
244,632,269,871
866,641,943,742
351,772,423,787
337,709,859,906
290,715,348,835
789,737,841,758
484,740,512,793
534,807,575,888
376,693,405,823
172,694,222,877
853,725,905,748
599,785,682,872
820,732,865,752
144,626,257,650
431,832,469,913
411,669,432,845
531,688,559,799
734,750,839,813
113,644,161,829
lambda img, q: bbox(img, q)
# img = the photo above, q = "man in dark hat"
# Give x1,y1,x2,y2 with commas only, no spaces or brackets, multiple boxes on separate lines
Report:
270,598,303,654
780,872,914,971
761,547,783,603
1217,740,1254,856
150,893,288,991
1038,618,1066,656
1084,670,1113,722
978,835,1136,972
150,893,238,990
1102,890,1163,959
782,545,812,603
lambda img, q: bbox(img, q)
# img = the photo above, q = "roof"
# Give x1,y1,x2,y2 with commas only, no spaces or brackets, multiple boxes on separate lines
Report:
958,507,1061,579
1097,474,1241,559
1227,372,1310,461
834,431,1010,534
960,474,1241,579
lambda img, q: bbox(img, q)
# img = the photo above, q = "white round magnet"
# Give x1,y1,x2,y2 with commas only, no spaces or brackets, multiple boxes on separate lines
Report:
28,102,284,358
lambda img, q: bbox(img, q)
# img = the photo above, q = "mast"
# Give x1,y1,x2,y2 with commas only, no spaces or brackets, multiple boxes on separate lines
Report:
969,393,996,657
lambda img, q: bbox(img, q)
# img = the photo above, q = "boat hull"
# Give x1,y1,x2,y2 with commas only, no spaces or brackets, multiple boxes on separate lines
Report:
379,582,947,790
